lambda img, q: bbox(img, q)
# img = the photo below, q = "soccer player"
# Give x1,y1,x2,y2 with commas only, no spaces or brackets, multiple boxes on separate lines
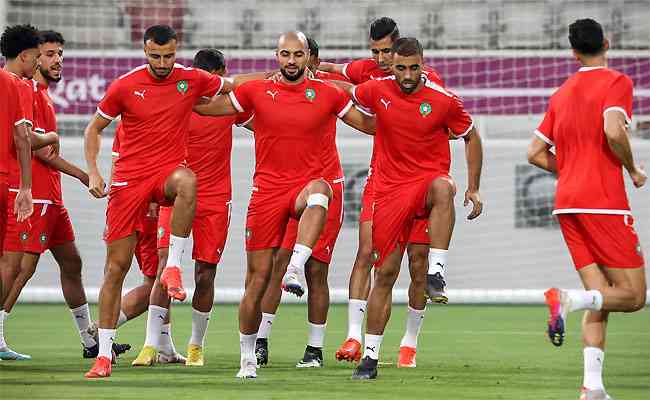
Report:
194,31,375,379
1,28,100,361
346,37,483,380
322,17,446,367
528,19,646,400
83,25,232,378
131,48,253,367
254,36,349,369
109,125,179,363
0,44,34,362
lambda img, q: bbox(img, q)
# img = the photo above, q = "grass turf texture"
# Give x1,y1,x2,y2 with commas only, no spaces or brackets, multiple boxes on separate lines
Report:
0,304,648,399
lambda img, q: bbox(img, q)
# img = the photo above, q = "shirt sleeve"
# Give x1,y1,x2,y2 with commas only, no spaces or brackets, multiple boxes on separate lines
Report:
535,106,555,146
229,81,256,113
97,80,124,120
342,60,364,84
234,109,254,126
111,123,122,157
445,95,474,138
330,84,353,118
16,83,34,127
8,79,25,127
603,74,633,124
351,81,375,113
195,69,224,98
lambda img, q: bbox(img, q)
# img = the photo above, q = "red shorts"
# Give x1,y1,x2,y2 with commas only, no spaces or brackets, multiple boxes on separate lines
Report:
359,176,374,223
280,179,344,264
372,174,453,268
245,184,307,251
359,176,429,244
0,179,7,257
558,213,645,269
158,200,232,264
104,167,176,243
134,212,159,278
4,193,75,254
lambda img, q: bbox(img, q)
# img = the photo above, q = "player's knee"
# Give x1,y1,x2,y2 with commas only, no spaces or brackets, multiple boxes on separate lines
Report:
195,265,216,290
630,291,646,312
431,178,455,204
172,168,197,197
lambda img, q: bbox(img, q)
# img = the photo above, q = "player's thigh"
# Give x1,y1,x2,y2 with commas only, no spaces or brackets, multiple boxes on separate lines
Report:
305,257,329,287
406,243,428,282
245,248,276,288
106,233,138,273
374,245,403,286
577,263,611,290
294,178,333,216
603,266,647,307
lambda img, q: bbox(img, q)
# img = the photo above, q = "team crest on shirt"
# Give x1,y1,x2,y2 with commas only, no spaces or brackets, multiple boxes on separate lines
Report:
245,228,252,241
177,80,188,95
39,233,47,243
419,102,432,116
20,232,28,241
371,249,380,262
305,88,316,101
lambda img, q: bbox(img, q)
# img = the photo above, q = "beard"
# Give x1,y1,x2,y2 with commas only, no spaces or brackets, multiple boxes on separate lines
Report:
280,65,305,82
40,66,62,83
398,79,420,94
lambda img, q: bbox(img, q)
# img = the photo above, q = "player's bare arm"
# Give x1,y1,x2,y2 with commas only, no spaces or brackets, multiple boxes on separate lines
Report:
527,136,557,173
34,148,89,187
12,122,33,222
340,106,375,135
83,113,112,198
193,92,239,116
328,79,355,97
30,130,59,152
604,110,646,188
462,127,484,220
317,62,345,75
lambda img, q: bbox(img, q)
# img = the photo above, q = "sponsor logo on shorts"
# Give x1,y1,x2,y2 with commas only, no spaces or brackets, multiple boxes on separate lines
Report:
419,102,432,117
636,243,643,257
20,232,29,241
245,228,252,241
39,233,47,243
305,88,316,101
371,249,379,262
177,80,188,95
157,227,165,239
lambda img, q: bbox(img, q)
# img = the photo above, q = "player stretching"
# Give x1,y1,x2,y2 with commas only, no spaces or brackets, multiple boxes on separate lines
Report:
195,31,374,379
109,126,180,363
528,19,646,400
255,36,349,368
1,28,106,361
84,25,230,378
347,38,483,379
132,48,253,367
0,38,34,360
322,17,446,367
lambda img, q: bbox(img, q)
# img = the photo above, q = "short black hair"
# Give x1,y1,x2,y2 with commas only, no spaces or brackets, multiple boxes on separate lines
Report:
306,36,319,58
370,17,399,42
192,49,226,73
143,25,177,45
392,37,423,58
569,18,605,55
39,30,65,46
1,24,40,59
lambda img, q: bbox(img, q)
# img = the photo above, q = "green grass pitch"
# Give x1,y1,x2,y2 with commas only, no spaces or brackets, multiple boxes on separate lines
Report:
0,304,648,399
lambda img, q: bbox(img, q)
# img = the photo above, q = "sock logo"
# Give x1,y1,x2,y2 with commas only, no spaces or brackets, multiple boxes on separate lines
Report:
75,315,85,319
158,315,165,321
436,262,444,270
359,309,365,313
365,346,376,352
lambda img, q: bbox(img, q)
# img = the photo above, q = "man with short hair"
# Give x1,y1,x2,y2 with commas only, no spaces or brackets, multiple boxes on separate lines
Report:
346,37,484,380
195,31,375,379
131,48,253,367
321,17,447,368
528,19,646,400
84,25,232,378
1,28,98,362
255,36,349,369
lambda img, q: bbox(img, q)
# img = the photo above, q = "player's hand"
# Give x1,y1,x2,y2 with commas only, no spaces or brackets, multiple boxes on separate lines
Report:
147,202,159,218
631,163,647,188
88,171,107,198
269,71,283,83
14,188,33,222
48,133,60,156
464,189,483,220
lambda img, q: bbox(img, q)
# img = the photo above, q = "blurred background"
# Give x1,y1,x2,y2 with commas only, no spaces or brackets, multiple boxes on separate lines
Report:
1,0,648,303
